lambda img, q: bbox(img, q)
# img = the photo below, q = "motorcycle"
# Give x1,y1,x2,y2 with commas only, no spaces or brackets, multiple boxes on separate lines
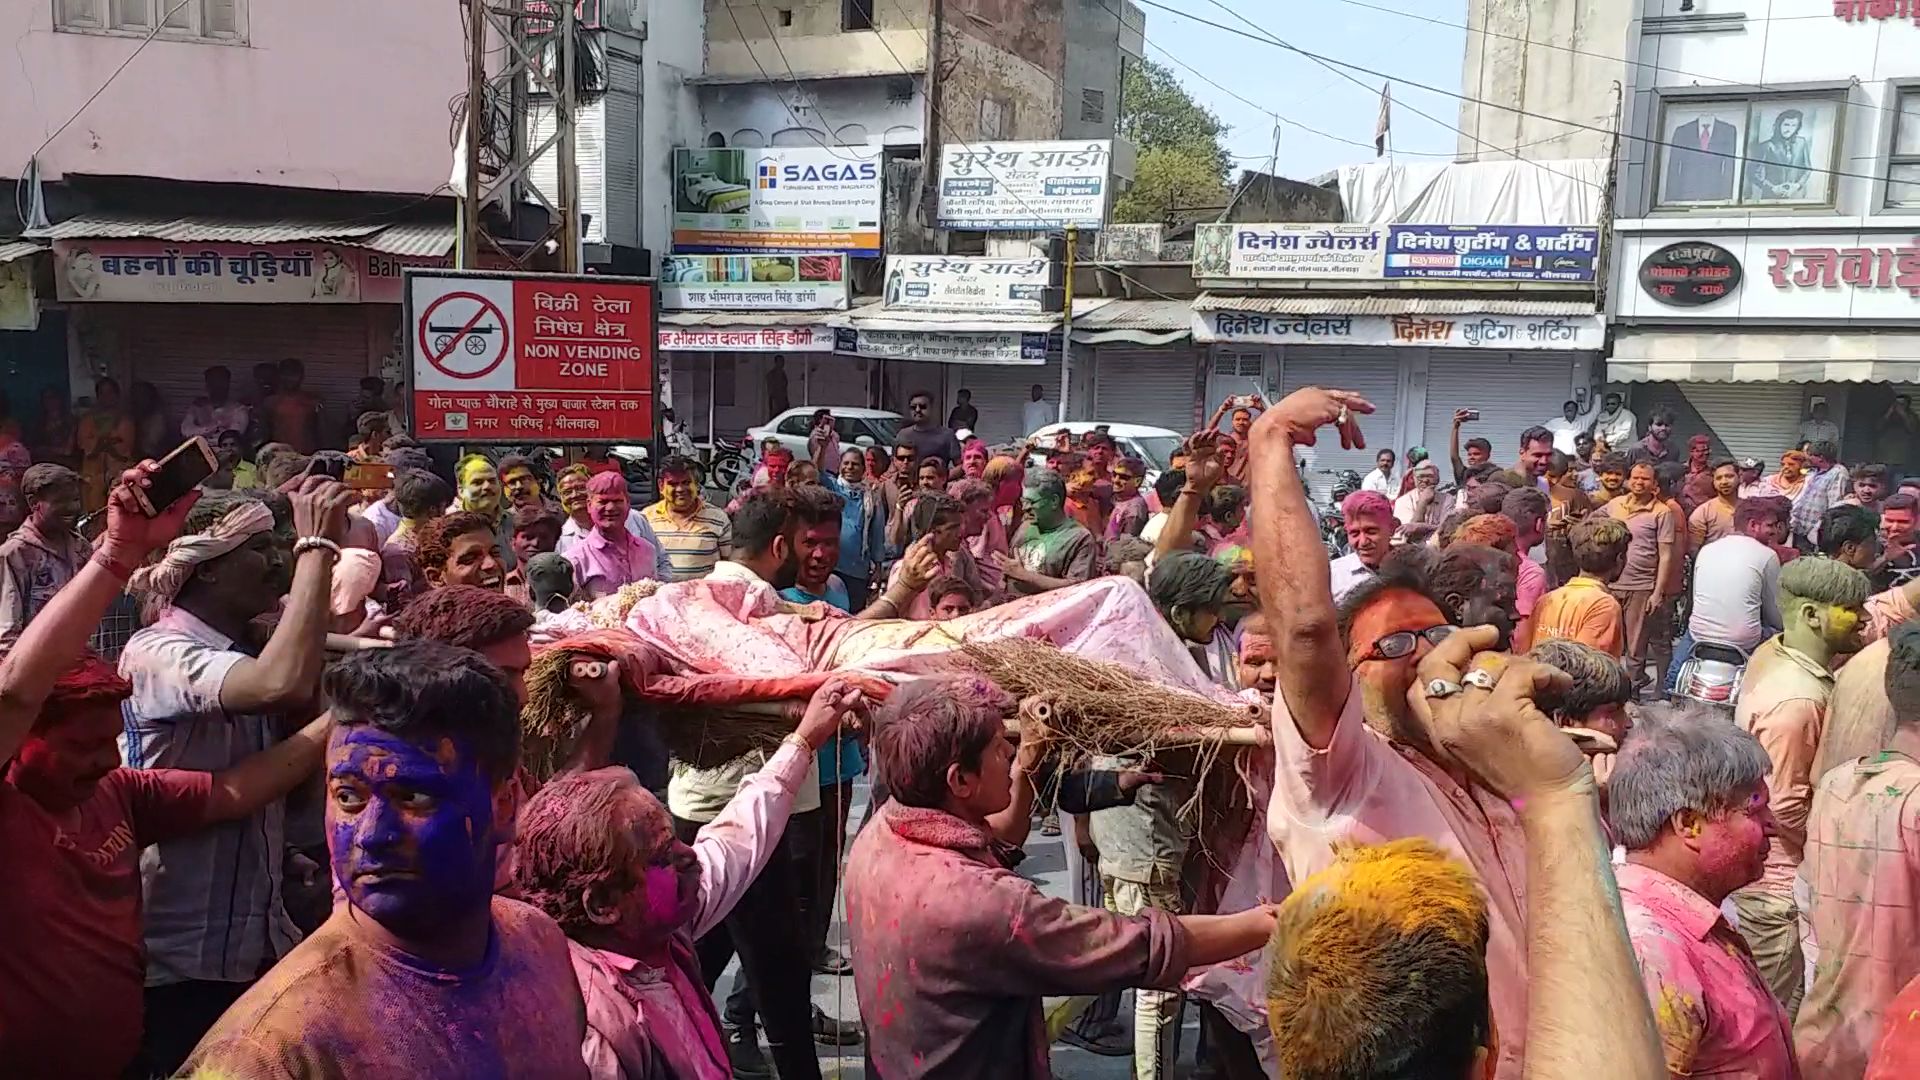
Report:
1672,639,1752,711
1317,469,1364,558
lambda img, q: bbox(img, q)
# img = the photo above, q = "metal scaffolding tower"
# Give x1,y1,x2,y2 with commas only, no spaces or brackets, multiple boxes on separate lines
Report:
457,0,582,273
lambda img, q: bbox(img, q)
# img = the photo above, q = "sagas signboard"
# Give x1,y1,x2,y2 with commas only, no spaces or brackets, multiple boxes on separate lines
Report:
671,148,882,256
406,270,658,443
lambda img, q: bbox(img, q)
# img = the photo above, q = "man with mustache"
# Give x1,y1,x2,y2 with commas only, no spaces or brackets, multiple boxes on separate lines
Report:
563,471,664,599
181,641,589,1078
1251,386,1539,1079
118,477,356,1073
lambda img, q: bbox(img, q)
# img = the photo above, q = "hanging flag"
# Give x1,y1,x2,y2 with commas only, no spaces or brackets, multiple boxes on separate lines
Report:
1375,82,1392,157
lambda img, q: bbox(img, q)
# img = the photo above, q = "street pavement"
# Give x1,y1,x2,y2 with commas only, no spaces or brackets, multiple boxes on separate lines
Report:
713,780,1207,1079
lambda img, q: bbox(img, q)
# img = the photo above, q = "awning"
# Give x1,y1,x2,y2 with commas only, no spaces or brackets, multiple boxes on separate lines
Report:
0,242,43,265
1193,292,1596,317
1609,331,1920,384
24,213,455,257
1070,298,1193,346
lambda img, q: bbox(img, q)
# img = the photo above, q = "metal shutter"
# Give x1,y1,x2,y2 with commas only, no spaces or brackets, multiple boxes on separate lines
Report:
961,358,1061,444
530,98,608,246
1093,346,1199,433
110,304,379,430
1634,382,1804,464
601,47,642,248
1422,351,1581,467
1282,347,1401,502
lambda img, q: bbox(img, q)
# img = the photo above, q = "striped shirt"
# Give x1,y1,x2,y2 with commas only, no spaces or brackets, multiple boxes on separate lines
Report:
642,500,734,581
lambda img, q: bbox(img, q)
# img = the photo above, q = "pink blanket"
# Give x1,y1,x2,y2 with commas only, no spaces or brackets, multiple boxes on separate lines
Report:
620,575,1242,707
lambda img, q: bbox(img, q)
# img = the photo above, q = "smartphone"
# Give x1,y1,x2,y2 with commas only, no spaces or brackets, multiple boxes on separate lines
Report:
136,436,217,516
305,455,348,482
344,463,395,490
1464,409,1481,422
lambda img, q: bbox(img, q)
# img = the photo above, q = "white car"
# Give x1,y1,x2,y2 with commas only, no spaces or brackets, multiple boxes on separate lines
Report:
747,407,905,463
1024,422,1185,484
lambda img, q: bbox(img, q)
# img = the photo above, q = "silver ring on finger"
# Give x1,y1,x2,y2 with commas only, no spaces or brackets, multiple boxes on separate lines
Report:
1426,678,1464,699
1336,405,1350,426
1462,668,1498,691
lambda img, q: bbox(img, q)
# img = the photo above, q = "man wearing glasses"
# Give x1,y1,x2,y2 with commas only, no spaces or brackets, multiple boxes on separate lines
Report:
898,390,964,474
1249,387,1536,1080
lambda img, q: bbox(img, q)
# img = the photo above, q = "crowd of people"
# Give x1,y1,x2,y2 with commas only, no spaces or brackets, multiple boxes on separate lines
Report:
5,368,1920,1080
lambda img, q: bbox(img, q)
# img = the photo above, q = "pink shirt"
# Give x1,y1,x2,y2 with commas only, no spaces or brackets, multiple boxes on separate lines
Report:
1798,750,1920,1079
1268,677,1530,1080
564,525,662,599
1615,862,1799,1079
575,741,813,1080
1515,554,1547,619
968,512,1010,595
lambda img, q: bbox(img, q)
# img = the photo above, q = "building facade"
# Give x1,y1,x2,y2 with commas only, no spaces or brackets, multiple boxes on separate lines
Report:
1607,0,1920,469
1,0,473,438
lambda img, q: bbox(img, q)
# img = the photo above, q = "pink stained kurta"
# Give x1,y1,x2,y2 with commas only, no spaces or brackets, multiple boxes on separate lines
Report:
565,526,664,598
1797,750,1920,1080
1615,862,1799,1079
572,741,813,1080
1267,677,1530,1080
967,512,1011,596
845,800,1191,1079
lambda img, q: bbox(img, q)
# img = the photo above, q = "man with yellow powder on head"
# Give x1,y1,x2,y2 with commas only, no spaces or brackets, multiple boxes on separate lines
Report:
453,453,519,572
1730,555,1869,1019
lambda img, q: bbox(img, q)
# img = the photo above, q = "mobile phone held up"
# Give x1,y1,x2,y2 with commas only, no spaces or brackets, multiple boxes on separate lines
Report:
344,463,395,491
135,436,218,517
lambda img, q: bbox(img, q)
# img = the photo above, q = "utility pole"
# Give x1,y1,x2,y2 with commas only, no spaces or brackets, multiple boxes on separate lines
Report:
556,0,581,273
1059,224,1076,423
458,0,487,269
459,0,584,270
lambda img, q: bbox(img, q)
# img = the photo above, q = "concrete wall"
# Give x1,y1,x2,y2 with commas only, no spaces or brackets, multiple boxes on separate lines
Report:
1061,0,1125,142
939,29,1063,142
698,76,926,148
2,0,464,194
1456,0,1628,161
703,0,929,81
640,0,709,264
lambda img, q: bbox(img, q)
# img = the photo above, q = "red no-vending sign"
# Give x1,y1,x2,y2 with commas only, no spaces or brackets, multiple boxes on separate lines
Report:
405,270,658,444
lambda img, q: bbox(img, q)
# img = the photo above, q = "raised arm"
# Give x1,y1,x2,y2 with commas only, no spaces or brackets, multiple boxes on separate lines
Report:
1154,432,1221,562
216,477,356,713
1204,396,1234,433
1448,408,1472,483
205,711,332,821
1411,631,1665,1080
0,463,196,764
1250,389,1373,749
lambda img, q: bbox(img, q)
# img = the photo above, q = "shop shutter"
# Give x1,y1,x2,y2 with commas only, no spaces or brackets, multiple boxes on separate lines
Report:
1093,346,1200,434
960,358,1062,444
1679,383,1806,464
1421,351,1581,469
1637,382,1804,464
1282,347,1402,503
798,353,872,410
113,304,380,436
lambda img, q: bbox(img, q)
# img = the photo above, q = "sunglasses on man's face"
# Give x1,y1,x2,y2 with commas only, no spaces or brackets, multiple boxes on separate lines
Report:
1358,624,1456,662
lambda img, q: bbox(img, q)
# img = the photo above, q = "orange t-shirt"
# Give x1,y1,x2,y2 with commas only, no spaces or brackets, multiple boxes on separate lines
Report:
1530,576,1624,656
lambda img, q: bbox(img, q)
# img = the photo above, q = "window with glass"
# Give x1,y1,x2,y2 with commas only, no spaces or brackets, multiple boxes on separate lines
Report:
58,0,245,42
1654,95,1842,209
1890,89,1920,209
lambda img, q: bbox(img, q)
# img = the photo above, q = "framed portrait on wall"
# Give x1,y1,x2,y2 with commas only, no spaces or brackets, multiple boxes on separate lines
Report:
1744,98,1838,205
1658,101,1748,205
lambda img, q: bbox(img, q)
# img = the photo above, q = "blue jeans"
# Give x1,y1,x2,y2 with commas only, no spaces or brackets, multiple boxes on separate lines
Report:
1665,630,1697,694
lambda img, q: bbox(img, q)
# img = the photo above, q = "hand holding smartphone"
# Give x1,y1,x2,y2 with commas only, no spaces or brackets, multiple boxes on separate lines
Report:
134,437,218,517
